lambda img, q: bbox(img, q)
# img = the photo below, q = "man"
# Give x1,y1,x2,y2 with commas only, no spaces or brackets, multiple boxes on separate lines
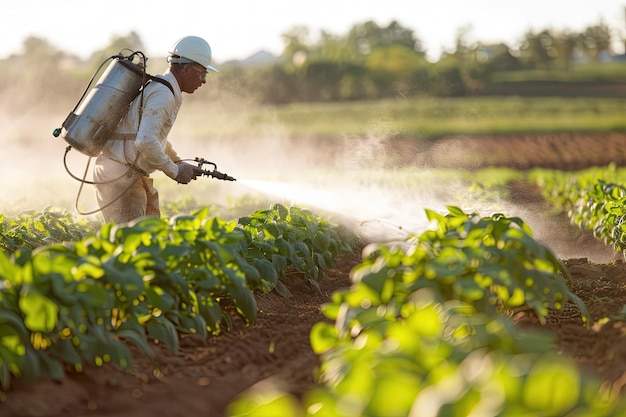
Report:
93,35,218,224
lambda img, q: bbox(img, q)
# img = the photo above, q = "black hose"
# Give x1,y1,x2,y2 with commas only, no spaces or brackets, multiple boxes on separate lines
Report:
63,146,140,216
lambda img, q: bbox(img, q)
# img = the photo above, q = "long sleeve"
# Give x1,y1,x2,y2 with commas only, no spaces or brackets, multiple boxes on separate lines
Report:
135,95,179,179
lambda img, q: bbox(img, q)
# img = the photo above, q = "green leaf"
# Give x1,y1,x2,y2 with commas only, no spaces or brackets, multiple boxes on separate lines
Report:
253,258,279,287
117,328,156,359
308,278,321,295
240,262,262,287
144,287,176,312
178,313,208,337
35,350,65,381
360,266,390,297
18,287,59,333
48,338,83,367
292,240,310,257
273,281,292,298
197,291,223,332
226,388,302,417
250,241,276,254
50,276,78,306
274,238,295,258
74,279,111,308
146,319,179,353
272,254,288,275
0,310,30,341
453,277,486,301
224,270,257,325
311,320,352,365
192,270,221,291
101,257,144,301
272,203,289,221
16,344,41,383
314,232,331,251
0,361,12,391
522,355,580,414
314,253,327,272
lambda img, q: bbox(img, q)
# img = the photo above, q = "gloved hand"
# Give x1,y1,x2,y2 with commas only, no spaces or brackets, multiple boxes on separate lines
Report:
175,161,203,184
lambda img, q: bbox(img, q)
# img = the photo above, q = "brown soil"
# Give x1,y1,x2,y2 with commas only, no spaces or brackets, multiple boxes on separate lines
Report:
4,132,626,417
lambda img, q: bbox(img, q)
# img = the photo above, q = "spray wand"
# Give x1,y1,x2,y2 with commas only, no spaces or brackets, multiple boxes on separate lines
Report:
193,157,236,181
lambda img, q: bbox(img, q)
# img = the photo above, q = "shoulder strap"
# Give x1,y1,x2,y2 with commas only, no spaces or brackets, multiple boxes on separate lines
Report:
146,75,175,96
129,74,175,173
132,75,175,103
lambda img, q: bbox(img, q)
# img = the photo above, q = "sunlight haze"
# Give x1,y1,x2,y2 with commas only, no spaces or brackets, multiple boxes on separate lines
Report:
3,0,626,62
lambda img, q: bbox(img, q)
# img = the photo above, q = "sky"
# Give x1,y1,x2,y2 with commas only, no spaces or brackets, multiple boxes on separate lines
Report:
2,0,626,63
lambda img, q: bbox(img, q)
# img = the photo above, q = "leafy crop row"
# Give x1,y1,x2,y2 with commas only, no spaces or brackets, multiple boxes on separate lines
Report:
0,207,99,255
0,204,353,392
227,206,626,416
530,164,626,256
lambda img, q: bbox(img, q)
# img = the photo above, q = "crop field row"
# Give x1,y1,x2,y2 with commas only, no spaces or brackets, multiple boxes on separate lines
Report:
0,204,352,394
3,162,626,414
228,204,626,416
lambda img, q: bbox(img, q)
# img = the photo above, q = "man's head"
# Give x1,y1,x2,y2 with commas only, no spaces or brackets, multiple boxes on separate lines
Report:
168,36,218,93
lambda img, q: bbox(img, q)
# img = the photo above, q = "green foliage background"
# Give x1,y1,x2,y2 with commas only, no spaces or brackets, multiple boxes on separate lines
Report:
2,17,624,119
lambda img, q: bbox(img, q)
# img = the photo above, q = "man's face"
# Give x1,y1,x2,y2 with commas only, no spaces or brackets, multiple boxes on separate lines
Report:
180,64,207,93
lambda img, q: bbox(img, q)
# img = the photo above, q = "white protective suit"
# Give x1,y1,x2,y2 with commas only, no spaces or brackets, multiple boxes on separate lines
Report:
93,70,183,223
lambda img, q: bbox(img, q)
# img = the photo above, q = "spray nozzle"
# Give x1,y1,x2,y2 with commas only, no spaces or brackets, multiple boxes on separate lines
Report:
194,157,236,181
206,170,236,181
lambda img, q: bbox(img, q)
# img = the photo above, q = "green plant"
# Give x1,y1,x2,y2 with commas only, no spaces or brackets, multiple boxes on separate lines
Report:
348,206,588,323
238,204,354,296
0,208,98,255
0,204,354,391
227,207,623,416
530,165,626,255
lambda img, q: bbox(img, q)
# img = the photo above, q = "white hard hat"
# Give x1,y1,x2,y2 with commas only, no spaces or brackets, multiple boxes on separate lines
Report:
168,36,219,72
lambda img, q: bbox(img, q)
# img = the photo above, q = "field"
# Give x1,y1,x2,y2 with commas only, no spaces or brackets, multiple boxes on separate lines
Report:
3,131,626,416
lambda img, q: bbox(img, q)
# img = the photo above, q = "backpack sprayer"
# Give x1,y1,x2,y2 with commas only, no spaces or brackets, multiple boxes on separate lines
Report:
51,49,235,214
53,50,148,156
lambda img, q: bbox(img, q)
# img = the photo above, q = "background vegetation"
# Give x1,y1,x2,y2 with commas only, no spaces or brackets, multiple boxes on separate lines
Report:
2,17,624,118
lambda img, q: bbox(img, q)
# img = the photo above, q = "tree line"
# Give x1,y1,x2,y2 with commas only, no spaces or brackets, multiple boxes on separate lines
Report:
0,19,623,113
236,19,621,102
